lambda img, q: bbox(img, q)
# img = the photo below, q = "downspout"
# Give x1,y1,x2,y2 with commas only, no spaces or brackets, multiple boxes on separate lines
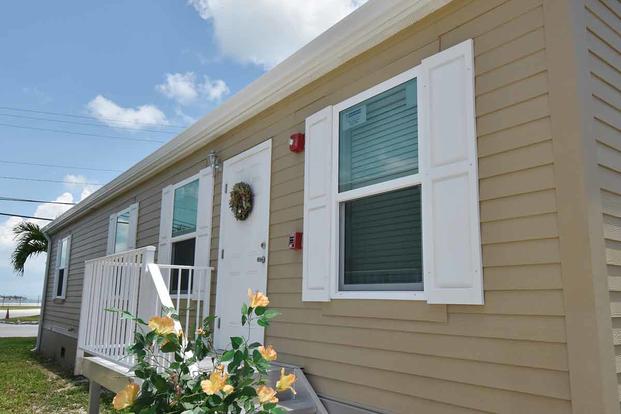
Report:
35,231,52,352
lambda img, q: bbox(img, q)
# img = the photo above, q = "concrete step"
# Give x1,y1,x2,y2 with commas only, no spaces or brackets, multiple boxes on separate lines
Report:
278,398,317,414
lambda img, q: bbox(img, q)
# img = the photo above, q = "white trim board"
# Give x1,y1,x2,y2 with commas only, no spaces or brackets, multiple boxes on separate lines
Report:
43,0,452,234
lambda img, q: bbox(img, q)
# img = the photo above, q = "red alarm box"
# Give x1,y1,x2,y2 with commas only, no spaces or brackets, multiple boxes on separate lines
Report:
289,133,305,153
288,232,303,250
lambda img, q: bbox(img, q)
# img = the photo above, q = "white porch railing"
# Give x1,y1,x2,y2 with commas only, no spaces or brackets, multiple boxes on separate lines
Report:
77,246,213,369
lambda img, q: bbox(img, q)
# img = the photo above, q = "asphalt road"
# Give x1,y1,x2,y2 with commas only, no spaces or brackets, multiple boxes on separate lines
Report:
0,323,38,337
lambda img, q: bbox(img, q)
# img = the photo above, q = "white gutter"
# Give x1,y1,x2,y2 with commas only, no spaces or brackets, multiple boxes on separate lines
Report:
44,0,451,233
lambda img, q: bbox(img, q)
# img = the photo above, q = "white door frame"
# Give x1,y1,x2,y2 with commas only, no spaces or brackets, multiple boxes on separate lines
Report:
214,139,272,348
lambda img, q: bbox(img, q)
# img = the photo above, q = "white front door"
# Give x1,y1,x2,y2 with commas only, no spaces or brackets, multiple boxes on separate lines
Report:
214,140,272,349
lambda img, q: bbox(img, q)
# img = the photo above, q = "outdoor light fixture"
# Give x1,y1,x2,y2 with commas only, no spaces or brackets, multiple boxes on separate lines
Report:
208,150,221,171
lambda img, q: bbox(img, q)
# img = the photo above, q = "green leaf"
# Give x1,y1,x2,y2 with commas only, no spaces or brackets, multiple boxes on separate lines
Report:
248,341,262,349
262,309,280,320
257,318,269,327
231,336,243,349
241,303,248,316
220,350,235,362
254,306,266,316
241,315,247,326
150,374,168,392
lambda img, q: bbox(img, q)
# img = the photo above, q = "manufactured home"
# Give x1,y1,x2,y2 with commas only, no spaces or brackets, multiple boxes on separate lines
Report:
36,0,621,413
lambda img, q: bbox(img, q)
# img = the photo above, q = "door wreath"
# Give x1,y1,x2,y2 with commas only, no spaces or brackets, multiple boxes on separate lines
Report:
229,182,253,221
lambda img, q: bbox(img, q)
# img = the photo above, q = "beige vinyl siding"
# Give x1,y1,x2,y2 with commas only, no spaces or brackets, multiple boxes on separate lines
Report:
587,0,621,406
40,0,576,412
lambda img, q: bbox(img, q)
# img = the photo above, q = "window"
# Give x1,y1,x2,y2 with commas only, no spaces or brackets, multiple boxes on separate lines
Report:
170,238,196,294
114,209,130,252
162,176,202,295
302,40,483,304
107,203,139,255
172,179,199,238
54,236,71,299
336,75,423,294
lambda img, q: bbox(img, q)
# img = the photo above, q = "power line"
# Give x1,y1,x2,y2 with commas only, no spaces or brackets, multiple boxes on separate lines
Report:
0,197,76,206
0,122,165,144
0,159,122,173
0,112,179,134
0,106,187,129
0,176,102,186
0,212,53,221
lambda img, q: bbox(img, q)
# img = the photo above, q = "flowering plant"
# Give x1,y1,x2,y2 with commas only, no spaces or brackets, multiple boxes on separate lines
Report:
111,289,292,413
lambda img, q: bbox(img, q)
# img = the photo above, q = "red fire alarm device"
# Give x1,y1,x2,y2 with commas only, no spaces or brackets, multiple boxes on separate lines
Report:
288,232,303,250
289,133,305,153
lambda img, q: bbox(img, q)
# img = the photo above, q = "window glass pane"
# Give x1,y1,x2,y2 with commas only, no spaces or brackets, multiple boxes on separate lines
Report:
170,238,196,294
56,269,65,297
172,179,199,237
339,78,418,192
341,186,422,291
114,210,130,253
59,238,68,269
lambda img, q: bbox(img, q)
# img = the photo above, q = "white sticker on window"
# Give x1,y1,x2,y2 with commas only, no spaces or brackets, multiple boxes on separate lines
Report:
342,105,367,130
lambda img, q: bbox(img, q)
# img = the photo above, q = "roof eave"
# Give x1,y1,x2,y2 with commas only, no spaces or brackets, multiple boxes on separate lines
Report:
43,0,451,233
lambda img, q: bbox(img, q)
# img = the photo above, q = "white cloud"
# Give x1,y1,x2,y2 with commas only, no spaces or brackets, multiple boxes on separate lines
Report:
201,77,229,101
156,72,229,105
87,95,168,129
156,72,200,105
188,0,368,69
0,176,98,297
64,174,99,201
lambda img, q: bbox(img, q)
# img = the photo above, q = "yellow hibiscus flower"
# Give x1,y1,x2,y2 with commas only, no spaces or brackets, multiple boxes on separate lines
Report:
148,316,176,335
222,384,235,395
256,385,278,404
276,368,296,395
112,382,139,410
248,288,269,308
258,345,277,361
201,365,229,395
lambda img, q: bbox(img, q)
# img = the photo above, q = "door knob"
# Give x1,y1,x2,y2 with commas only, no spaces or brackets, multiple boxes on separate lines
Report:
256,256,266,263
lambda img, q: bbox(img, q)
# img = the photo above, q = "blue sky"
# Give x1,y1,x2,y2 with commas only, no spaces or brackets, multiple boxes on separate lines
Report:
0,0,365,298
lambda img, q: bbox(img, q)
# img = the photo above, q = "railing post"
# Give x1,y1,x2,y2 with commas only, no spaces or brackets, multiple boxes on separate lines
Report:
137,246,157,324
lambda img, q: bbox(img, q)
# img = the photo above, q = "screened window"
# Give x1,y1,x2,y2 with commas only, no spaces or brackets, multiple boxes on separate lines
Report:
172,179,199,237
55,236,70,298
339,79,418,192
114,209,130,253
337,77,422,292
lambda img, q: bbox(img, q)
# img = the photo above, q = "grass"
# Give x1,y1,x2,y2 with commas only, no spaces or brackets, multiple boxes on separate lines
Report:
0,338,115,413
2,315,40,324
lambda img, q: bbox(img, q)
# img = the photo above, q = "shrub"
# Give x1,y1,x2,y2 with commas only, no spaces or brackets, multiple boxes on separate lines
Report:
110,289,293,414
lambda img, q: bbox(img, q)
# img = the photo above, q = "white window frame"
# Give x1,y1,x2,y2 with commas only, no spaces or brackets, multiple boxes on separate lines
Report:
167,173,201,297
108,206,131,254
54,235,71,300
330,66,427,301
170,173,200,248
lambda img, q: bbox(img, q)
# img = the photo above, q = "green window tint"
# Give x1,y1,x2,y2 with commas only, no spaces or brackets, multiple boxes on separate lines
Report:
172,179,199,238
114,210,130,253
340,186,422,291
339,78,418,192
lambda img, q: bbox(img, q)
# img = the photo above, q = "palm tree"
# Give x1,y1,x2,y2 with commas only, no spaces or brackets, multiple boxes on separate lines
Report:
11,221,48,275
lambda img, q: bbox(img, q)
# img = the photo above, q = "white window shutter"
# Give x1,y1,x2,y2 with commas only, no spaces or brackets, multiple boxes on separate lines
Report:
158,185,174,264
127,202,140,250
419,39,484,305
302,106,333,302
106,214,116,255
194,167,214,269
